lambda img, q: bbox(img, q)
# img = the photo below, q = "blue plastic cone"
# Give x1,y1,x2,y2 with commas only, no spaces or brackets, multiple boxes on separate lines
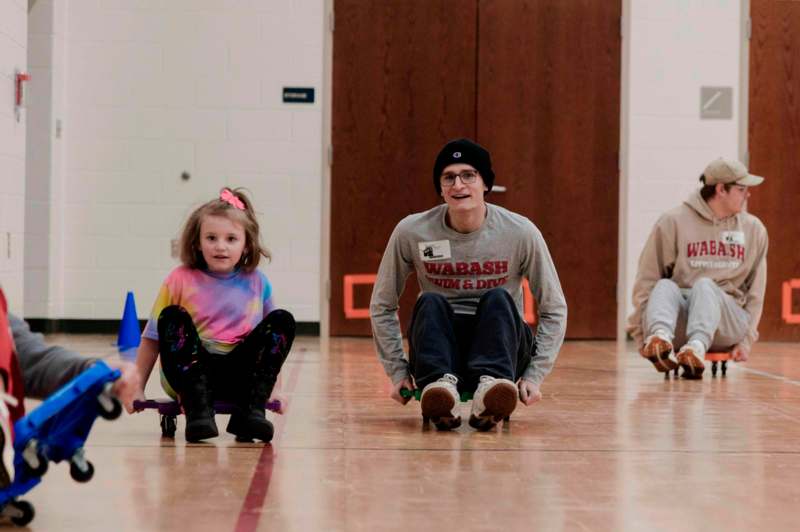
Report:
117,291,141,353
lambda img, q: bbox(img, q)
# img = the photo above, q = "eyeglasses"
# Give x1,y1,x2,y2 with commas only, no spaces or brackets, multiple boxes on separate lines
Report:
440,170,479,187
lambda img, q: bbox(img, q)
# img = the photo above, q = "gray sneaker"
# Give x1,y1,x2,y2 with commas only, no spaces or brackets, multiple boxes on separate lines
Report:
420,373,461,430
469,376,517,431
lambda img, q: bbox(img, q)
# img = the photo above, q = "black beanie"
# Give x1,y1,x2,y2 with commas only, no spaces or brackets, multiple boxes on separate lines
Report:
432,138,495,195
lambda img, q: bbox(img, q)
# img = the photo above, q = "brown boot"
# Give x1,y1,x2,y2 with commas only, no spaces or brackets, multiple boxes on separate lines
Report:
676,341,705,379
642,331,677,373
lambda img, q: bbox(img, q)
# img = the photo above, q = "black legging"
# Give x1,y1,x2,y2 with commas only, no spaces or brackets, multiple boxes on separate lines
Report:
157,305,295,399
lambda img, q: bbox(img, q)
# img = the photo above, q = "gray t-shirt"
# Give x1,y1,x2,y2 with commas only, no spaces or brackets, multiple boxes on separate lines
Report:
369,203,568,386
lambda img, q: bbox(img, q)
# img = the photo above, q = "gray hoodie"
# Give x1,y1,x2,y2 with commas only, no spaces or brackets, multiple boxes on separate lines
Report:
9,314,96,399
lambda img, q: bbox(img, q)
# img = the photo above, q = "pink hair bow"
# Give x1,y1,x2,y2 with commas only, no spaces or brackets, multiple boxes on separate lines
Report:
220,189,245,210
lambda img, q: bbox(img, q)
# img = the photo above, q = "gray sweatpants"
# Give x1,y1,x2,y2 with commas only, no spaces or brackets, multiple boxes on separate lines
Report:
642,278,750,351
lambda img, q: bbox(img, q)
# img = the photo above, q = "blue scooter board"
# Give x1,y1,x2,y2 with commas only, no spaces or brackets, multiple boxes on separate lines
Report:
0,361,121,526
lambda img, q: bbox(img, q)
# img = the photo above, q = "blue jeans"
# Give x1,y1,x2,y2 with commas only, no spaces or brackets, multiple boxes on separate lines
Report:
408,288,535,392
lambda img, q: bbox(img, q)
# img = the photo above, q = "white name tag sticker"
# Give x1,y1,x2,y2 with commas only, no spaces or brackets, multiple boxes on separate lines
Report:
418,240,452,261
721,231,745,246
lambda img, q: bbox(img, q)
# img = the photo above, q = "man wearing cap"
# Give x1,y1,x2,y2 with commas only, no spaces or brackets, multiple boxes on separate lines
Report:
627,157,768,379
370,138,567,431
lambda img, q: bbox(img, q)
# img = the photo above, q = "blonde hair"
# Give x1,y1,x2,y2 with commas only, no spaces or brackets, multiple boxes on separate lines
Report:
179,187,270,272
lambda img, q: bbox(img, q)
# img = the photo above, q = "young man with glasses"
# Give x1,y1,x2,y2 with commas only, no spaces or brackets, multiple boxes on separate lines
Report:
370,138,567,431
627,157,768,378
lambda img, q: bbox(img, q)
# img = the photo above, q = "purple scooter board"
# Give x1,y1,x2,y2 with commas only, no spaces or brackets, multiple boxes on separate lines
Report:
133,398,282,439
0,361,121,526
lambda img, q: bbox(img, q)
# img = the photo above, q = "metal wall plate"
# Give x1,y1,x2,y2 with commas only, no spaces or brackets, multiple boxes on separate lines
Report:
700,86,733,119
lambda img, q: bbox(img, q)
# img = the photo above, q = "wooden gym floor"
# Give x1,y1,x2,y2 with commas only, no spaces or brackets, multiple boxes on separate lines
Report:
14,335,800,532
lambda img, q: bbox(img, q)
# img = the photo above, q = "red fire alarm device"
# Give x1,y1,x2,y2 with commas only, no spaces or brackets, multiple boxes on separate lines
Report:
15,70,30,121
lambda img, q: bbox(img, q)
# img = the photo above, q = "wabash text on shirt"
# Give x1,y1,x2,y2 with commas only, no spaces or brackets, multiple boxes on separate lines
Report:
423,260,509,290
687,240,745,269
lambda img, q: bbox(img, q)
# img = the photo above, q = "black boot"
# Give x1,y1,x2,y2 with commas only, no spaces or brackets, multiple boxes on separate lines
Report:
226,375,274,443
227,310,295,443
157,306,218,442
182,362,218,442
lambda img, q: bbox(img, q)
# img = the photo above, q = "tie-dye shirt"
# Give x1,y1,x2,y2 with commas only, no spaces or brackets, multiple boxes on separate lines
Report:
142,266,274,354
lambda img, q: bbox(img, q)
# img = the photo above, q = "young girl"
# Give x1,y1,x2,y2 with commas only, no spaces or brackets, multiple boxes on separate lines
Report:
130,188,295,443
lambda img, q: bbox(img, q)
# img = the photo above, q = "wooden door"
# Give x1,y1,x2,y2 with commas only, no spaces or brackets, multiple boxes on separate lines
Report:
747,0,800,340
330,0,478,335
477,0,621,338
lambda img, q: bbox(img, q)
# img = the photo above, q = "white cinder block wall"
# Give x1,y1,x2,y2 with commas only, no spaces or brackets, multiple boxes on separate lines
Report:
25,0,63,318
27,0,324,322
620,0,745,337
16,0,748,334
0,0,28,315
